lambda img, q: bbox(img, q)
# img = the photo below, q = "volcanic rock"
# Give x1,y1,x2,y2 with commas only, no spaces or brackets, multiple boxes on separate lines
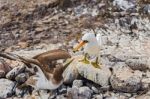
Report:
76,62,111,87
0,79,15,98
110,66,142,93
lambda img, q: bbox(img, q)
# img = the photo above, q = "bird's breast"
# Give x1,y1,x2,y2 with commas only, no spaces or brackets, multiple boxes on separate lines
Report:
84,43,100,56
36,77,63,90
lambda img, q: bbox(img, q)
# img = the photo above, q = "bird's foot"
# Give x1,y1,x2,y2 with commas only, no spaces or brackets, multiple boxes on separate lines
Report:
91,62,101,69
79,58,90,64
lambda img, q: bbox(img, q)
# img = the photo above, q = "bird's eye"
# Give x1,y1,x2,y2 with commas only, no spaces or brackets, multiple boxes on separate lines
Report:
83,40,88,43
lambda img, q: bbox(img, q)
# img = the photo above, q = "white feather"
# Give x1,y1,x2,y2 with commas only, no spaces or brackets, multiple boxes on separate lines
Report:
81,33,100,57
96,33,102,47
31,65,63,90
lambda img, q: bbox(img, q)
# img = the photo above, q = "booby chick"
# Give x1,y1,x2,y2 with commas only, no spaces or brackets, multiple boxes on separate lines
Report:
73,33,101,68
0,50,73,90
25,58,74,90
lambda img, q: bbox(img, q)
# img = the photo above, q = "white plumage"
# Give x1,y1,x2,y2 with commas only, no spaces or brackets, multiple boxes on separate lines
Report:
28,65,63,90
82,33,100,57
73,32,103,68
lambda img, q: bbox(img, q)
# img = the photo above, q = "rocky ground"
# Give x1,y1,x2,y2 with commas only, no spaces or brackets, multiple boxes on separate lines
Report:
0,0,150,99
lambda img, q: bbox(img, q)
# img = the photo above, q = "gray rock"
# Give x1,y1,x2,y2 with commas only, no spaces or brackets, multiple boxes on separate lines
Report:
67,86,93,99
58,85,67,94
91,86,99,94
0,71,5,78
15,88,24,98
15,73,29,83
0,79,15,98
63,56,80,84
49,94,57,99
78,87,93,99
93,94,103,99
141,78,150,91
67,86,79,99
72,80,83,88
146,71,150,78
143,5,150,14
24,90,51,99
6,64,26,80
110,66,142,92
76,62,111,87
125,58,149,71
56,95,67,99
105,95,128,99
103,92,130,99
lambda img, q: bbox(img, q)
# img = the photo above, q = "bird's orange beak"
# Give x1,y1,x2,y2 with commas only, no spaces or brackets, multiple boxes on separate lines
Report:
73,41,86,52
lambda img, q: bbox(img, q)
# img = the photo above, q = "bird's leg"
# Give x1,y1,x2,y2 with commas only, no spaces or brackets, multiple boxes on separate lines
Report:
91,57,101,69
79,53,90,64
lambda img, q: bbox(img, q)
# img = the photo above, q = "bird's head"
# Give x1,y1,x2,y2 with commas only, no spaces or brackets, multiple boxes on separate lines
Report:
73,33,96,52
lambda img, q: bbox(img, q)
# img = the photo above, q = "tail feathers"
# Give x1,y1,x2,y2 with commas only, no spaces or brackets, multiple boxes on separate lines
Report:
0,52,21,61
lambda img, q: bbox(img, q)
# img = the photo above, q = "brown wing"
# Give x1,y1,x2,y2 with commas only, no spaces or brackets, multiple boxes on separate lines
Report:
33,49,71,59
33,49,71,73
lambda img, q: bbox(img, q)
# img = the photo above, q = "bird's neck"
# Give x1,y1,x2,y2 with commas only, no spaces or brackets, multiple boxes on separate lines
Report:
53,66,64,84
88,39,98,46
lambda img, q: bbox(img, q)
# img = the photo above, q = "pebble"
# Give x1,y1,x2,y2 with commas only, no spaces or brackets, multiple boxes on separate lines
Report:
15,73,29,84
72,80,83,88
0,79,15,98
0,60,12,78
6,64,26,80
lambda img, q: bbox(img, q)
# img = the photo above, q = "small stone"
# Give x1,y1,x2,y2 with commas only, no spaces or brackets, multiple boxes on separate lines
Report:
0,70,5,78
56,94,67,99
67,86,93,99
67,86,79,99
125,58,149,71
15,73,29,83
72,80,83,88
49,94,56,99
35,27,45,32
4,47,14,52
0,60,12,78
103,91,130,99
15,88,24,98
146,71,150,78
58,85,67,94
18,42,29,49
79,87,93,99
141,78,150,91
6,64,26,80
91,86,99,94
100,86,110,92
0,79,15,98
136,91,150,99
6,60,23,68
93,94,103,99
33,39,41,44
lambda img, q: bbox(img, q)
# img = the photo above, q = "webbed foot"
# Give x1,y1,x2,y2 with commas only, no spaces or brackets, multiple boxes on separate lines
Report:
91,57,101,69
91,61,101,69
79,53,90,64
79,58,90,64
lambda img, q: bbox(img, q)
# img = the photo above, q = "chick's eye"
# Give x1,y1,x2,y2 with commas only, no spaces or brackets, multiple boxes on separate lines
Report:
83,40,88,43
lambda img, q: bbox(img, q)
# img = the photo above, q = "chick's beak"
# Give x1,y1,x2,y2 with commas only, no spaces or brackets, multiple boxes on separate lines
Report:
73,41,86,52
